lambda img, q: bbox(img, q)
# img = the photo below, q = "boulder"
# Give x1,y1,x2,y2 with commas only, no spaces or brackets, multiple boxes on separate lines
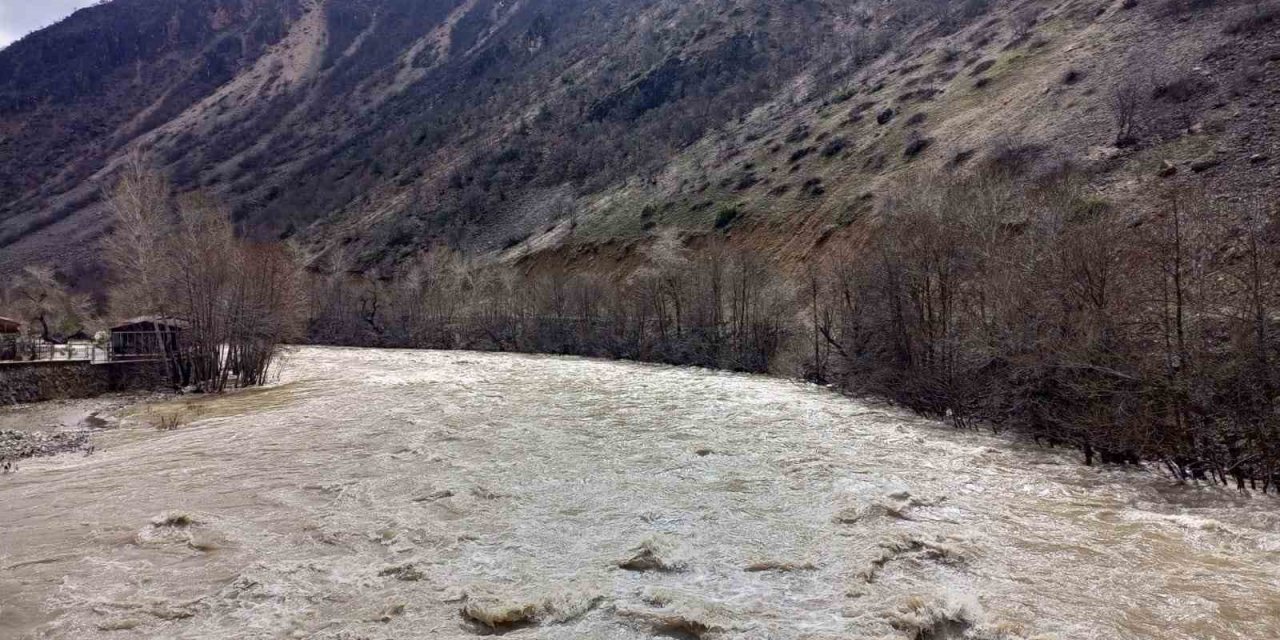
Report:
1189,157,1220,173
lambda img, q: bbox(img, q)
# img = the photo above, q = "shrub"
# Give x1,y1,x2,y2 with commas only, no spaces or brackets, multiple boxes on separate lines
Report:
785,124,812,144
714,206,741,229
789,146,816,163
821,138,849,158
502,233,529,250
1152,75,1212,103
985,139,1046,175
950,149,976,166
970,59,996,76
903,133,933,158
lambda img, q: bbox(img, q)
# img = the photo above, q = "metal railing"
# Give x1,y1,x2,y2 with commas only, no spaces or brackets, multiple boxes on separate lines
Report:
0,338,106,363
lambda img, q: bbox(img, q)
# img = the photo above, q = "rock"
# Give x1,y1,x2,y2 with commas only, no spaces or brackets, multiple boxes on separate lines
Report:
1157,160,1178,177
1087,145,1124,162
460,585,602,630
744,559,816,572
96,618,143,631
885,488,912,501
1249,153,1269,164
379,562,426,581
618,534,687,572
462,598,538,630
412,489,455,502
876,108,895,125
1189,157,1220,173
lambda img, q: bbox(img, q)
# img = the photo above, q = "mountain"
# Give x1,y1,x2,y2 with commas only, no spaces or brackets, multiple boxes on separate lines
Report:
0,0,1276,280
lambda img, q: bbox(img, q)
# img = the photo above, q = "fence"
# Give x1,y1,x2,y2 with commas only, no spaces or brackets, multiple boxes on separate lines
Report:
0,337,108,363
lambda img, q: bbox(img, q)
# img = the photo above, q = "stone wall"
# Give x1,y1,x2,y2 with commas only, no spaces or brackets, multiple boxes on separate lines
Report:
0,360,171,406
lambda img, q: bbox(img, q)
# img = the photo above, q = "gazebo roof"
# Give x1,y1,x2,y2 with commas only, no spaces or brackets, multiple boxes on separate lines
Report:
0,316,21,333
111,316,190,331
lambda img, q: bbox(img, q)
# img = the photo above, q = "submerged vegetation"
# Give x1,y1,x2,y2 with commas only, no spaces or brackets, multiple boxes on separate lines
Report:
309,166,1280,493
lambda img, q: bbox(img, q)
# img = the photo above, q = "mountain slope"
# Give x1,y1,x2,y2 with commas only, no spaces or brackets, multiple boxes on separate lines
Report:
0,0,1276,280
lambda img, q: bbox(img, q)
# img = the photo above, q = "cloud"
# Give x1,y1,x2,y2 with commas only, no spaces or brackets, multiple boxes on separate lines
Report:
0,0,99,49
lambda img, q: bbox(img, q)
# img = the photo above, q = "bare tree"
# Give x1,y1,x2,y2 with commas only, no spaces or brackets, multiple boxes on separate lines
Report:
1110,80,1145,146
103,157,173,318
104,162,305,391
8,266,92,345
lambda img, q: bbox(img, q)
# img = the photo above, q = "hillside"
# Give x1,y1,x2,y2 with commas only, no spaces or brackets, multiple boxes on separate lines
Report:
0,0,1276,280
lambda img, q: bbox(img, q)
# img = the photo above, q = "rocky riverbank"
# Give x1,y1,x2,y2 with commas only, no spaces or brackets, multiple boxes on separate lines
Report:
0,429,93,470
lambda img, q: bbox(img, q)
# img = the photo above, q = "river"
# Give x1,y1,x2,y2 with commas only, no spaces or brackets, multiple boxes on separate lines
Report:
1,347,1277,638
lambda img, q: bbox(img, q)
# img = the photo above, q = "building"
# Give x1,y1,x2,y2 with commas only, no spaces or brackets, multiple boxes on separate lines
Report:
0,316,20,360
109,316,189,361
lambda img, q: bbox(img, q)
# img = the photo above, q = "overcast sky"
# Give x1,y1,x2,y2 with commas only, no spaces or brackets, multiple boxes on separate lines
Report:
0,0,97,49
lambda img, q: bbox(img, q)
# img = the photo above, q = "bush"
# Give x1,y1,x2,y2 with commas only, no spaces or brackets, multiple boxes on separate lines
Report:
808,171,1280,490
822,138,850,158
970,59,996,76
789,146,816,163
903,133,932,158
785,124,812,144
714,206,742,229
1152,75,1212,103
986,139,1046,174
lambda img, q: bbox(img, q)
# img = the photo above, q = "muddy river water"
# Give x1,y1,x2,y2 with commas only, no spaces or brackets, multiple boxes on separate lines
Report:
1,347,1278,639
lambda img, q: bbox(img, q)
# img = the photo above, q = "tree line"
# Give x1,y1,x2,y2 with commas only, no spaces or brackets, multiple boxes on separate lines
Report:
309,167,1280,493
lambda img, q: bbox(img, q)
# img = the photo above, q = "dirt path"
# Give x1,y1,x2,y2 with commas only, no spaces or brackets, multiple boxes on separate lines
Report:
1,347,1277,639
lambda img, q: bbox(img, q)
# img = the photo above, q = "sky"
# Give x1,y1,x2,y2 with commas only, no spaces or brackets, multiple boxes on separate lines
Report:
0,0,97,49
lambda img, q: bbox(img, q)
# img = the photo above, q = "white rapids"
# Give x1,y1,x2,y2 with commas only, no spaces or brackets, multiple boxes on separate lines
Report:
1,347,1277,639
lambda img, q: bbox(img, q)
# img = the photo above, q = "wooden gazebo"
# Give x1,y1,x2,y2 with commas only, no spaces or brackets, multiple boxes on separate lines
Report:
0,316,20,361
109,316,189,361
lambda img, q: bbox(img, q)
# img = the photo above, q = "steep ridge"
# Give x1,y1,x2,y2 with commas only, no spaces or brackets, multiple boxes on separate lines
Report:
0,0,1275,280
